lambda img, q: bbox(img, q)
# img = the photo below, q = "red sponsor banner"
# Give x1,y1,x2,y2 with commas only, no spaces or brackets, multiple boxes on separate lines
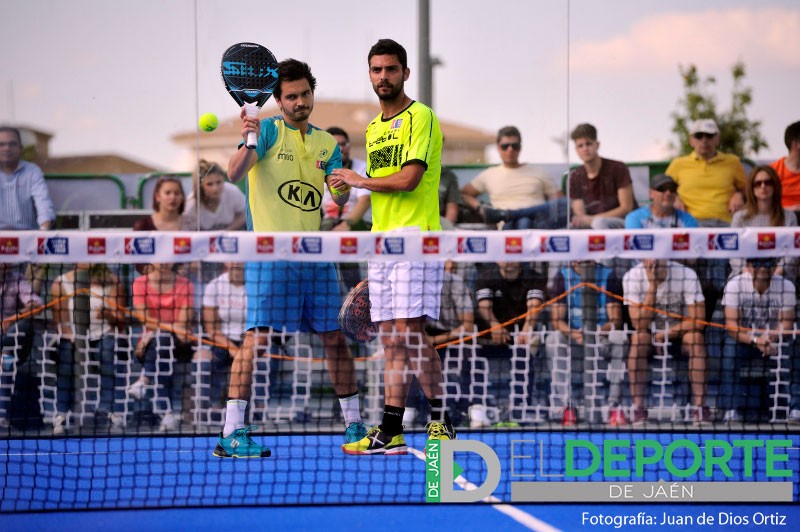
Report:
422,236,440,254
0,237,20,255
87,237,106,255
256,236,275,254
340,237,358,254
672,233,690,251
173,237,192,254
757,232,776,251
587,234,605,252
505,236,523,254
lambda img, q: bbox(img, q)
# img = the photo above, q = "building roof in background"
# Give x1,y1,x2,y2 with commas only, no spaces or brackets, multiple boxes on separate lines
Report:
40,154,159,174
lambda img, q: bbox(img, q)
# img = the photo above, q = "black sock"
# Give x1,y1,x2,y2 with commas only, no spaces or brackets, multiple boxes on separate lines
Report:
428,398,452,425
379,405,405,436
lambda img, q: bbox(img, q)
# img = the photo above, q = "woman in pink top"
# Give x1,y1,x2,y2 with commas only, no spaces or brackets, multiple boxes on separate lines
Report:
127,263,195,432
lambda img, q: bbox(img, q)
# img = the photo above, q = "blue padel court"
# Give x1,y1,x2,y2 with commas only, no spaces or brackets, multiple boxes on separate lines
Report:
2,431,799,508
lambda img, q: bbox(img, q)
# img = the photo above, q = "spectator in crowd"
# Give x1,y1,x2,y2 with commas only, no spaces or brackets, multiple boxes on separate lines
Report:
625,174,698,229
0,126,55,231
49,263,128,434
546,260,625,426
134,176,188,231
666,118,747,318
0,262,42,428
183,160,246,231
426,260,476,346
127,262,195,432
0,126,56,295
461,126,564,229
623,259,709,426
438,167,462,229
475,261,546,347
320,127,371,292
569,123,636,229
199,262,247,408
730,165,797,280
320,126,371,232
666,118,747,226
133,176,189,275
722,257,799,423
770,120,800,213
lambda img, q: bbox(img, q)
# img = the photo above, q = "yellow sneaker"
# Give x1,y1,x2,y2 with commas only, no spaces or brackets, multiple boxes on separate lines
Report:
341,425,407,455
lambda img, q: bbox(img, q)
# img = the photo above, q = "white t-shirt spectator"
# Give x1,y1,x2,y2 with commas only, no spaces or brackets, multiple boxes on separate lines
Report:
184,182,246,230
722,272,796,330
202,272,246,342
623,261,705,331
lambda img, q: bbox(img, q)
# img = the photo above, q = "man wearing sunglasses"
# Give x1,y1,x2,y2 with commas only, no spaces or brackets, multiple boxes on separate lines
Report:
721,257,799,424
461,126,564,229
625,174,698,229
666,119,747,322
665,119,747,227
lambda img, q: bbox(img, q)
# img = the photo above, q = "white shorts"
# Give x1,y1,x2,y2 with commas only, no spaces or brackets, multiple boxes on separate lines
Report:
368,260,443,322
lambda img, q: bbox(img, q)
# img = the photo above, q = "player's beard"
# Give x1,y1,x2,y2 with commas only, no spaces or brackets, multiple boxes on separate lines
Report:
374,81,402,101
285,104,312,122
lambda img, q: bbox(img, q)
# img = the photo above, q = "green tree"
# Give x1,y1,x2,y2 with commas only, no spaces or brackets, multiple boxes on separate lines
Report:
670,60,768,158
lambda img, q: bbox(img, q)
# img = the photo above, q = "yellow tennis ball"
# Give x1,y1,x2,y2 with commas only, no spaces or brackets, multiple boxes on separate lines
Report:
199,112,219,132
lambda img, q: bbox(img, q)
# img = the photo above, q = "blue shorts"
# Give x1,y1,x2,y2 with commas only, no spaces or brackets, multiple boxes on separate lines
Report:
245,261,341,333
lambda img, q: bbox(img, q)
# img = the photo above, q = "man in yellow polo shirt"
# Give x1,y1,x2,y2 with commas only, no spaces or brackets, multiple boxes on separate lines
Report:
666,118,747,322
666,118,746,226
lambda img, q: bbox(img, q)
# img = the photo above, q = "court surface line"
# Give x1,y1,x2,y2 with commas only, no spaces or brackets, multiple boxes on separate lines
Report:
407,446,562,532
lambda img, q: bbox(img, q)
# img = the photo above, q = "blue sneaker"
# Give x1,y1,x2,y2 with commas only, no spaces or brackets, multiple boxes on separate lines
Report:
344,422,367,443
213,426,271,458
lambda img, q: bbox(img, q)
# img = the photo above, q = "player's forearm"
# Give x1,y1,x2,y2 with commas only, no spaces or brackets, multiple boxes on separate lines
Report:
228,147,258,183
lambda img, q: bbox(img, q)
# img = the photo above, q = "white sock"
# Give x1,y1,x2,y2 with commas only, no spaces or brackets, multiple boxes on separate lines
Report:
223,399,247,437
338,393,362,426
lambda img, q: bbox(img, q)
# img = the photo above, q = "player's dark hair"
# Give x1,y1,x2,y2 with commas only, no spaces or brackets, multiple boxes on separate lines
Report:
784,120,800,151
571,123,597,141
274,59,316,99
496,126,521,144
326,126,349,141
368,39,407,70
0,126,23,144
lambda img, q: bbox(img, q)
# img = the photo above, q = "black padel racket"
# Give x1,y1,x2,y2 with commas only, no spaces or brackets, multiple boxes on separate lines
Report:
221,42,279,148
338,280,379,343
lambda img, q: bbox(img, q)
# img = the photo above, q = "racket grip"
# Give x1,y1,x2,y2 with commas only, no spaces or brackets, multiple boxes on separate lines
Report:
244,103,259,149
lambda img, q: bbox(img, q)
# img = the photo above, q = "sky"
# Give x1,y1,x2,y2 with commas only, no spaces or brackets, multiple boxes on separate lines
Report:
1,0,799,172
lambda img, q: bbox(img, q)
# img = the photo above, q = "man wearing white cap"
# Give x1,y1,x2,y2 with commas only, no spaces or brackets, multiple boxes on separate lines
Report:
665,118,747,226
